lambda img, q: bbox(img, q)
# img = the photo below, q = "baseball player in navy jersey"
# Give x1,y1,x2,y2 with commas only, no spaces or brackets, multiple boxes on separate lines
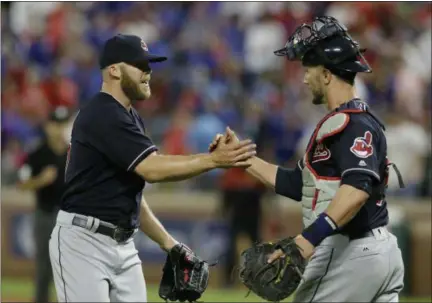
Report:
48,34,256,302
210,17,406,302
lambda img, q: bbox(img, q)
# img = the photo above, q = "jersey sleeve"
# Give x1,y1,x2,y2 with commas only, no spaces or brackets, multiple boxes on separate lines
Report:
274,160,303,201
89,109,158,172
330,120,381,182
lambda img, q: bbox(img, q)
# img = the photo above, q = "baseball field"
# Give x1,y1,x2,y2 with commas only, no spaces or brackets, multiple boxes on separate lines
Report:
1,278,431,302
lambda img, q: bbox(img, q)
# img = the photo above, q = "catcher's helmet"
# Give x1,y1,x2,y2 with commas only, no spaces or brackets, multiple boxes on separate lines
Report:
274,16,372,73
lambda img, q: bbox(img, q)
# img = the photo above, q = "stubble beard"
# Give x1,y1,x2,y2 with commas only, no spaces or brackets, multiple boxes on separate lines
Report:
120,72,149,103
312,91,325,105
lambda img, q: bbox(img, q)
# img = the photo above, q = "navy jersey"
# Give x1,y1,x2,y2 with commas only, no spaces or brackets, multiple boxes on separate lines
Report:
61,92,157,228
276,100,391,236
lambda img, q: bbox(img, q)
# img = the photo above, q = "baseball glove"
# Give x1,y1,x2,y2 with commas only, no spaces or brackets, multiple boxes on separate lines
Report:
238,237,306,302
159,243,211,302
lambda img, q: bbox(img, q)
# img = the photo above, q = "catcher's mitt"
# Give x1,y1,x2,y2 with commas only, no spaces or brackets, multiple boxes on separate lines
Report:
159,243,211,302
238,237,306,302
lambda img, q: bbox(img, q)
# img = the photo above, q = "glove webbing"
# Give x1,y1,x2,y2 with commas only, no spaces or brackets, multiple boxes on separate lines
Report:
242,239,306,299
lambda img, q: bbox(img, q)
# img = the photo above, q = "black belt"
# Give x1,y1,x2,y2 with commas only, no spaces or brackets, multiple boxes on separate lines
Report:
72,216,136,243
347,231,374,241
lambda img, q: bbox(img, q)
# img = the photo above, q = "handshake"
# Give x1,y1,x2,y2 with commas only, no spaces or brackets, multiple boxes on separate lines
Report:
207,127,255,168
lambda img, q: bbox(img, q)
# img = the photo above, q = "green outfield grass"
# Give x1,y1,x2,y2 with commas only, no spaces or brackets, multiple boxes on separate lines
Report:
1,278,431,302
1,278,286,302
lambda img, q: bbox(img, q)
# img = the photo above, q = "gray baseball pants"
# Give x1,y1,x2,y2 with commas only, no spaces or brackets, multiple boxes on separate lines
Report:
294,227,405,302
49,210,147,302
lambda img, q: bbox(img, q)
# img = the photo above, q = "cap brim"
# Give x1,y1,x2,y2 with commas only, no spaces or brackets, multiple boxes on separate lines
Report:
145,54,167,63
128,54,168,66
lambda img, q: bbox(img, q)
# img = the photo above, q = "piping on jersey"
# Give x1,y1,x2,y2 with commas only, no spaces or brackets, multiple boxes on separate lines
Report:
304,109,364,181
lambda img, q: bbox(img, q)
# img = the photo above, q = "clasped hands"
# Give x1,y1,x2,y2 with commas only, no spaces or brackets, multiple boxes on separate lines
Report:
209,127,316,262
208,127,255,168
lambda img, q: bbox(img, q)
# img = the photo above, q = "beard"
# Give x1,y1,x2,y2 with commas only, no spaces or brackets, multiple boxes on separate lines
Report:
311,89,325,105
120,70,150,103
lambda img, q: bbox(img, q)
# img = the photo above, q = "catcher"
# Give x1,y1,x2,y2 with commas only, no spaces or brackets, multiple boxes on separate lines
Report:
210,16,405,302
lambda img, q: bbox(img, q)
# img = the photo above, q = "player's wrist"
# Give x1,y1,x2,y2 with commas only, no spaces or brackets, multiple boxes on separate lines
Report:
301,213,338,247
244,156,258,170
161,238,179,252
207,152,221,169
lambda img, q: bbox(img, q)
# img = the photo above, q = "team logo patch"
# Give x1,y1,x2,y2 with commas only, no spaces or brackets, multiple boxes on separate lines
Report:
312,143,331,163
350,131,374,158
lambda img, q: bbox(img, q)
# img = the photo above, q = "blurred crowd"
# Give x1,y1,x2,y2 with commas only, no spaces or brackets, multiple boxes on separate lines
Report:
1,2,431,197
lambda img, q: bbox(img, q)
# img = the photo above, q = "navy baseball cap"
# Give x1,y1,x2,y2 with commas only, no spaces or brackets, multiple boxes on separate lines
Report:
99,34,167,71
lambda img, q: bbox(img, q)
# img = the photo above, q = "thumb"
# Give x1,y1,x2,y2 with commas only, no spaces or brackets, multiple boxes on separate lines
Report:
226,126,235,136
267,254,277,264
225,127,236,142
267,250,284,263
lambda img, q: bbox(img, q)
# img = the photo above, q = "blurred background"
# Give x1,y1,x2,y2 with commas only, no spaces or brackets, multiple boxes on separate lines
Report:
1,1,431,302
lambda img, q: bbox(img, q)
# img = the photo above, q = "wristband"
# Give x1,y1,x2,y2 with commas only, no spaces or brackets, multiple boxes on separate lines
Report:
301,213,338,247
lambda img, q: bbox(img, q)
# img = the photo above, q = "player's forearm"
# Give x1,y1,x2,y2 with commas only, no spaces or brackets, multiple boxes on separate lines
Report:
245,157,278,188
136,153,216,183
246,157,303,201
301,179,371,248
325,184,369,228
17,177,46,191
139,196,178,252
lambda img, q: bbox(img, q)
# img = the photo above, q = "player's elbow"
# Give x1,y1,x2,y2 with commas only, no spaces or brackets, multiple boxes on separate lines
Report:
142,173,159,183
341,184,369,208
135,168,161,183
134,153,172,183
355,192,369,206
134,156,160,183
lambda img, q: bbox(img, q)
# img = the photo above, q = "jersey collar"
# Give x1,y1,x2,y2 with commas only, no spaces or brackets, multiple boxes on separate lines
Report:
335,98,369,112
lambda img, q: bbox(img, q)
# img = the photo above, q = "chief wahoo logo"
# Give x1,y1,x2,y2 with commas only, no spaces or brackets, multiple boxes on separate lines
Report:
350,131,374,158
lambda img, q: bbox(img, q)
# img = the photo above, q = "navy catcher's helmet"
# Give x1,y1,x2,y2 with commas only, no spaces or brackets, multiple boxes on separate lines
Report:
274,16,372,74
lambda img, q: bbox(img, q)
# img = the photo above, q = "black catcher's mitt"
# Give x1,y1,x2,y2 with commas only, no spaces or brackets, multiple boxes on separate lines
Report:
159,243,210,302
238,237,306,302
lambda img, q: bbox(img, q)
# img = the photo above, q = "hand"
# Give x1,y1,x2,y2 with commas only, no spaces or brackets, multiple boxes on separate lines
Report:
267,248,285,264
294,235,315,260
209,127,240,153
225,126,240,144
209,134,223,153
267,235,315,263
210,137,256,168
209,127,256,168
38,166,58,187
